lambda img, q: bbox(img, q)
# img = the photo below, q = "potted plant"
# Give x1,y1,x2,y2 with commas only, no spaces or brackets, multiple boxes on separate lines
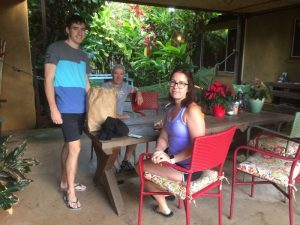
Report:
202,80,234,118
246,78,272,113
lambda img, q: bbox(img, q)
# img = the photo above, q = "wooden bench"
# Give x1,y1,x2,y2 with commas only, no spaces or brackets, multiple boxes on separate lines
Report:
88,73,134,86
264,82,300,114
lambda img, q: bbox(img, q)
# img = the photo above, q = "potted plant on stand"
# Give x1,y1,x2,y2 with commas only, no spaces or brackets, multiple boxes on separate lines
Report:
246,78,272,113
202,80,234,118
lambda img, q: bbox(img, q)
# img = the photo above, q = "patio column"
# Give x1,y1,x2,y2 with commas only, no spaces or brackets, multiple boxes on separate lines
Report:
234,15,245,84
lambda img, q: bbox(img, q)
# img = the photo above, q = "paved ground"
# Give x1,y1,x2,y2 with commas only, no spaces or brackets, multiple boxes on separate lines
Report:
0,128,300,225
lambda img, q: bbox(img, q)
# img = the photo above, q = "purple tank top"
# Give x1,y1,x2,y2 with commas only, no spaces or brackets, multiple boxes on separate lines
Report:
165,106,191,168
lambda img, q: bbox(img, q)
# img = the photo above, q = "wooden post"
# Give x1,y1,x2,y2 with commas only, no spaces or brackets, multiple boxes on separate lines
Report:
40,0,47,48
234,16,245,84
0,39,6,96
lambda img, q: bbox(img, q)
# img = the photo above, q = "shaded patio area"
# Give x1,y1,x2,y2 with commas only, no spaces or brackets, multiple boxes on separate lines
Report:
1,127,300,225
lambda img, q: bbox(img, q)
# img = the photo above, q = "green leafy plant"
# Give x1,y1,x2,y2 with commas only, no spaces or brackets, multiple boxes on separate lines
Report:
193,67,216,89
83,3,220,86
0,137,39,211
247,79,272,101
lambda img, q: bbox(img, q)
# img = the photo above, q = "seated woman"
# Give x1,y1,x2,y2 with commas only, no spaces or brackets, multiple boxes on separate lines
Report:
135,67,205,217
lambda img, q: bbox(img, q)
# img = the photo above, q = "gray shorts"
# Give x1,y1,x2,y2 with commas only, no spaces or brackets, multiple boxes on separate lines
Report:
61,113,85,142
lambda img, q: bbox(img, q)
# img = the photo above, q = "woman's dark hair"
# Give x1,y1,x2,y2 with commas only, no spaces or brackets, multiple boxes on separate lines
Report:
168,66,197,107
66,15,86,28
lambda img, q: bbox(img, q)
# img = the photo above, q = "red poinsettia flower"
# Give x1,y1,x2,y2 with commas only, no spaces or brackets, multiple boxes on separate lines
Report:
203,80,234,109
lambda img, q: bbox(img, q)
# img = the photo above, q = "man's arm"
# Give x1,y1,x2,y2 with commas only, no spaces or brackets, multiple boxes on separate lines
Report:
44,63,62,124
86,74,90,92
132,87,143,105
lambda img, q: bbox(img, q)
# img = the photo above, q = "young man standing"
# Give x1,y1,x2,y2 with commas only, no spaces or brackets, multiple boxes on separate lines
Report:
44,15,90,210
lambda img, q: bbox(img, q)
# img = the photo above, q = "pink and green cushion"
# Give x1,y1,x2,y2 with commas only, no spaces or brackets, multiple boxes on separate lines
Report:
238,152,300,187
248,135,299,157
144,170,219,200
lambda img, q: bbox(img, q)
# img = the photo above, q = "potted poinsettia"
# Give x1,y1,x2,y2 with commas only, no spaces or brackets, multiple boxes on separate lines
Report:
202,80,234,118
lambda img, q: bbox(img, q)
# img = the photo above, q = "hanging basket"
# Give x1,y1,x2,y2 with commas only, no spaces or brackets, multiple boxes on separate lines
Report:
212,105,226,118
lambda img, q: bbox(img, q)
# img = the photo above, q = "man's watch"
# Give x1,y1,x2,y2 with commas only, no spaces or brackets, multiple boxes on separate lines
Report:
170,155,175,164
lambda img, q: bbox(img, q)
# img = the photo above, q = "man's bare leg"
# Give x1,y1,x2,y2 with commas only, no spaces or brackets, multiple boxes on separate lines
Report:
66,140,81,207
60,143,68,189
124,144,136,161
119,144,136,172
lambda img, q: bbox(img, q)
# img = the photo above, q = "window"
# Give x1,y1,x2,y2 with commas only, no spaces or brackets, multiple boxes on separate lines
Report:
291,18,300,57
202,28,236,73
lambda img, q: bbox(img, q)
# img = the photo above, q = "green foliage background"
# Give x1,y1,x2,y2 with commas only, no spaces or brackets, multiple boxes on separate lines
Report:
28,1,221,87
84,3,218,86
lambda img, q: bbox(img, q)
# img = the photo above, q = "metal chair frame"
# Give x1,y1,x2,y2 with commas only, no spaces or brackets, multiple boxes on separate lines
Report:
230,126,300,225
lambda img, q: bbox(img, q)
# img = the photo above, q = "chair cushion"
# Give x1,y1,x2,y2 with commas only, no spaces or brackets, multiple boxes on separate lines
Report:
144,170,219,200
238,152,300,187
248,135,299,157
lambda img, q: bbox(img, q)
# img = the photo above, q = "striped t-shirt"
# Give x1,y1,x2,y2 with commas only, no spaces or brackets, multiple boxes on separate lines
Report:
45,40,90,113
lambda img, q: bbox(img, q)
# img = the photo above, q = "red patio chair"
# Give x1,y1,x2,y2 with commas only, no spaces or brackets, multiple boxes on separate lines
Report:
229,125,300,225
138,126,236,225
130,91,159,117
130,91,159,153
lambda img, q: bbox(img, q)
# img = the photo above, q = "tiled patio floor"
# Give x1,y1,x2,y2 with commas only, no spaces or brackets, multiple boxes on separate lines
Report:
0,128,300,225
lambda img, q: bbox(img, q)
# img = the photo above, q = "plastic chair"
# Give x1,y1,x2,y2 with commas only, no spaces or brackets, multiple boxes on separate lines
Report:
130,91,159,117
130,91,159,154
229,126,300,225
138,126,236,225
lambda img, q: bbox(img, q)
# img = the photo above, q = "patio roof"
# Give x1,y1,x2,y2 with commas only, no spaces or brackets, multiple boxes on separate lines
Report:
111,0,300,14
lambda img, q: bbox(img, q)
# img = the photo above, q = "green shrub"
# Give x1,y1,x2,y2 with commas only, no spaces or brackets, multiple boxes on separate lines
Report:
0,137,39,211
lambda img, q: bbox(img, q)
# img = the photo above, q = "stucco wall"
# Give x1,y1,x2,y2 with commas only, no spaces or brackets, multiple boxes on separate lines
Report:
242,8,300,83
0,0,36,132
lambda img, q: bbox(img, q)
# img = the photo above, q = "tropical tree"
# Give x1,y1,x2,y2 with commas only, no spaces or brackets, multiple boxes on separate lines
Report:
84,3,220,86
28,1,221,86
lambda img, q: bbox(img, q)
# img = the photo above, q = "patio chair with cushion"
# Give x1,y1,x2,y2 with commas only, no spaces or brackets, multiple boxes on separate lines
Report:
247,112,300,157
130,91,159,154
229,124,300,225
138,126,236,225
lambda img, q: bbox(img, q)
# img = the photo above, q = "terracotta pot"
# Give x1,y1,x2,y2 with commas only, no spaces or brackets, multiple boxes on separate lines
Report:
212,105,226,118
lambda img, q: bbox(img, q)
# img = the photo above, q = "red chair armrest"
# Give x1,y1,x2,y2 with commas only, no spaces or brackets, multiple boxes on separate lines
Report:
234,145,298,161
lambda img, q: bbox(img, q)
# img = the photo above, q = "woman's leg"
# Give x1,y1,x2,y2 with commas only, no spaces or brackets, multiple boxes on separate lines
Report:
135,159,183,214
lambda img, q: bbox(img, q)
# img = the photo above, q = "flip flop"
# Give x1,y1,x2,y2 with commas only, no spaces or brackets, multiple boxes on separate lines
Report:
153,205,174,218
63,196,81,211
60,183,87,192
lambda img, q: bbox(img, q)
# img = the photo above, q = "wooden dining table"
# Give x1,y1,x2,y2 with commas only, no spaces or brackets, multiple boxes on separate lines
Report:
85,110,294,216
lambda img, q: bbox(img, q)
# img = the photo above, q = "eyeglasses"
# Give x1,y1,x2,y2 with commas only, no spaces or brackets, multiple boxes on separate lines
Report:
168,80,188,89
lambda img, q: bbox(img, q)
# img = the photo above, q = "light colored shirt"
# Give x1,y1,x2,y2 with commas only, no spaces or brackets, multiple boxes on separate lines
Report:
102,81,134,115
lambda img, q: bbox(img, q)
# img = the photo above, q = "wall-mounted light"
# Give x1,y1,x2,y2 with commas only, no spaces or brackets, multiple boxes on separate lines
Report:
177,35,182,42
168,7,175,12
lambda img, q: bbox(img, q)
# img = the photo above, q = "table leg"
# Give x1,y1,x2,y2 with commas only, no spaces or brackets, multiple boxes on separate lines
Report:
102,169,125,216
93,143,125,215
